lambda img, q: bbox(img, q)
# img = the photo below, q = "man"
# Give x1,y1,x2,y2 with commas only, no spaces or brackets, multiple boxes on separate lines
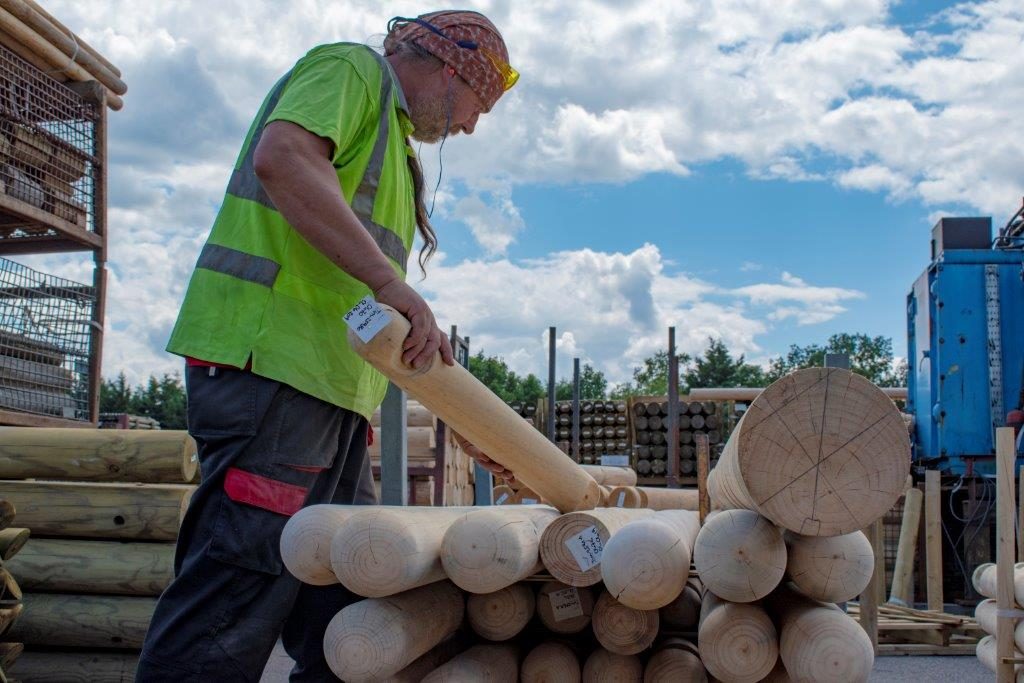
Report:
137,10,516,681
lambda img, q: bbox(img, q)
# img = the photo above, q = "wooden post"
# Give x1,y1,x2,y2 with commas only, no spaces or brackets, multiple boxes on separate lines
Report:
8,593,156,648
0,528,29,561
521,642,580,683
422,644,518,682
538,508,655,586
644,639,706,682
996,426,1016,683
693,509,787,603
924,470,943,611
659,580,702,631
888,486,923,605
698,591,778,683
696,433,710,525
466,584,534,641
786,530,874,603
8,538,173,596
592,590,659,655
581,649,642,683
859,521,882,652
536,581,595,634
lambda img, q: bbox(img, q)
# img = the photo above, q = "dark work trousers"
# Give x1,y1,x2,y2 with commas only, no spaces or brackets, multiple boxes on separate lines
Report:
136,366,377,682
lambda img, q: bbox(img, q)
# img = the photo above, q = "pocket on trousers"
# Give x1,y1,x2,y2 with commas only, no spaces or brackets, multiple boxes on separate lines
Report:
186,366,260,437
208,478,296,575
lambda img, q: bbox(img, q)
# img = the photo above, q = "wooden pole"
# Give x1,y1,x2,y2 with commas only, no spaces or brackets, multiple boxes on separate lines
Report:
600,510,700,610
698,591,778,683
859,520,882,653
580,465,637,487
707,368,909,536
9,652,139,682
0,428,198,483
280,504,382,586
629,486,698,511
539,508,655,586
441,506,559,594
330,507,469,597
581,648,642,683
786,530,874,603
889,486,923,605
978,635,1024,680
924,469,944,611
591,589,659,655
422,643,518,682
659,580,702,630
997,426,1017,683
696,432,710,524
7,538,173,596
693,509,787,602
466,584,534,641
20,0,122,76
349,305,601,512
644,639,706,683
605,486,643,508
8,593,155,648
521,642,580,683
323,581,464,682
0,481,193,540
976,599,1024,653
0,527,29,560
536,581,594,634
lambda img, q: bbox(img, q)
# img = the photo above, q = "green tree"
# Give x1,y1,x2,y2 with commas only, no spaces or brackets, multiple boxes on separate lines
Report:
555,363,608,400
766,333,904,386
100,371,132,413
610,350,691,397
468,352,546,403
128,373,187,430
684,338,768,389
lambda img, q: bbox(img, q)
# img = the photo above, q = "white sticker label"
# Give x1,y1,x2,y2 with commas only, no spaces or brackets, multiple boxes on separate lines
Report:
549,587,584,621
601,455,629,467
495,493,510,505
190,452,198,463
343,296,392,343
521,497,538,505
564,525,603,571
616,491,626,507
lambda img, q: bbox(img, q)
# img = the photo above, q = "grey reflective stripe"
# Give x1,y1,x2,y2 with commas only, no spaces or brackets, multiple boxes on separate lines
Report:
197,243,280,287
225,71,293,211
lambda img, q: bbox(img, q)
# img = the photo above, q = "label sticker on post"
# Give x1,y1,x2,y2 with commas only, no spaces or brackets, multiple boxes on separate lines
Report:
495,493,510,505
343,296,392,343
549,587,584,621
601,454,629,467
564,525,603,571
616,491,626,507
521,498,538,505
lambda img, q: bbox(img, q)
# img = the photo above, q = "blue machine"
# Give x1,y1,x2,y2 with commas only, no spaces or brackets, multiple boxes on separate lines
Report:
907,214,1024,475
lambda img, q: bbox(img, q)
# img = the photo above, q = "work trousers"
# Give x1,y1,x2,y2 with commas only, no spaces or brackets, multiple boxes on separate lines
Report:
136,366,377,682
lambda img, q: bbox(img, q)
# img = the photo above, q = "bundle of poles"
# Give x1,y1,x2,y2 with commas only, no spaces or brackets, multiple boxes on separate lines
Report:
632,399,724,478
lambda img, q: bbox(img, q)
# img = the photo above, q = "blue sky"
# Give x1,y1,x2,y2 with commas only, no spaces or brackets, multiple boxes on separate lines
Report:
32,0,1024,386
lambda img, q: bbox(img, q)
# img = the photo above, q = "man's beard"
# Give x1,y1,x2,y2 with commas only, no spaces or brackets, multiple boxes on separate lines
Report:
408,91,459,144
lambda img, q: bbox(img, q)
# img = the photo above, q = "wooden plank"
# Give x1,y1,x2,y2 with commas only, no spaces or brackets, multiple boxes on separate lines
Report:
997,427,1016,682
696,433,710,525
0,192,101,250
877,643,977,656
924,470,943,611
889,487,923,605
0,407,92,428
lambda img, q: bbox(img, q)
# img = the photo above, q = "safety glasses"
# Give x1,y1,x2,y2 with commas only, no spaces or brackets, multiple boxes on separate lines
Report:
391,16,519,91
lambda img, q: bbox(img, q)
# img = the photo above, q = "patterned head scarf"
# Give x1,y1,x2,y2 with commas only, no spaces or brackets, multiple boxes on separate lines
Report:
384,10,513,112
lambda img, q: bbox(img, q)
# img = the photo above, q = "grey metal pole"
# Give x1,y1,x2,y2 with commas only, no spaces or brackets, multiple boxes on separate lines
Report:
547,326,556,442
667,326,680,488
380,382,408,505
572,357,581,462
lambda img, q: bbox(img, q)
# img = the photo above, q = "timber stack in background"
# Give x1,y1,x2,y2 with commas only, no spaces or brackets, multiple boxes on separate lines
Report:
0,428,197,680
629,397,733,484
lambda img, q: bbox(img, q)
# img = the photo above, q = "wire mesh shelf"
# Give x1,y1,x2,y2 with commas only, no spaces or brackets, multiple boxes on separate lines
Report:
0,257,94,420
0,41,100,246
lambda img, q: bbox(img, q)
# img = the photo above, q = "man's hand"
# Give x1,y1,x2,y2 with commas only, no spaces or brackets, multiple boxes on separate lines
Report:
453,432,515,483
374,278,454,369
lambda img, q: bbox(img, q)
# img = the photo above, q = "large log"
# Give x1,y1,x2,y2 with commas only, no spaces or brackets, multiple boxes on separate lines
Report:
601,510,700,609
769,584,874,683
693,509,786,602
324,581,464,682
466,583,534,641
0,481,193,540
441,506,560,594
280,504,374,585
536,581,594,634
539,508,655,586
422,643,517,682
9,651,139,682
582,649,642,683
643,639,706,683
7,538,173,596
707,368,910,536
786,530,874,602
698,591,778,683
521,642,581,683
8,593,155,648
581,465,637,487
592,590,659,655
348,305,601,512
330,507,468,597
0,428,198,483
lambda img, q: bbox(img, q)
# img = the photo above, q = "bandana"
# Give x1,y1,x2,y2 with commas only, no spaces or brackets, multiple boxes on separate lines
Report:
384,10,511,112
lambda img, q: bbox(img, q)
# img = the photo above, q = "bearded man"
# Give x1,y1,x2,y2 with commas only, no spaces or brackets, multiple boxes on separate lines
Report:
137,10,516,681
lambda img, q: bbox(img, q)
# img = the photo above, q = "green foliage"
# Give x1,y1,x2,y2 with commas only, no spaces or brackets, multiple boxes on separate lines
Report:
684,338,768,389
610,350,690,397
100,372,187,430
766,333,905,386
468,351,546,403
555,363,608,400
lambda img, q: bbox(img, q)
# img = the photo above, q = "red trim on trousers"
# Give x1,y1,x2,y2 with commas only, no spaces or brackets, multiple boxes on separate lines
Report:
223,467,309,516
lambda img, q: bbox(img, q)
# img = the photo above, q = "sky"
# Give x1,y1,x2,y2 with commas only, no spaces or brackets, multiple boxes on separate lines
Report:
27,0,1024,388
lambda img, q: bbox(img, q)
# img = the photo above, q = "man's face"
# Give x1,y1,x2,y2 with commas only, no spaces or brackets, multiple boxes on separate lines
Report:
408,69,485,144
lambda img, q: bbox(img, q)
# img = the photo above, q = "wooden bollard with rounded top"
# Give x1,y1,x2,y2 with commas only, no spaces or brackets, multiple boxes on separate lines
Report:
644,638,706,683
330,506,467,597
467,584,535,641
974,562,998,599
634,486,699,511
582,465,637,487
977,634,1024,681
976,598,1024,653
786,529,874,602
592,590,659,655
492,485,515,505
521,642,581,683
769,583,874,683
382,632,473,683
708,368,910,536
441,505,559,594
606,486,643,509
348,305,602,512
9,538,173,596
660,580,702,630
324,581,464,682
422,643,518,682
539,508,655,586
582,648,642,683
698,591,778,683
281,505,369,585
694,509,786,602
536,581,594,634
601,510,700,609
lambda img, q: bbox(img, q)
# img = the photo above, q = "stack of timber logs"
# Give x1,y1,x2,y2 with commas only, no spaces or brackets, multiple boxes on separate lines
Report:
0,428,198,680
369,398,475,506
973,563,1024,677
507,399,540,431
552,400,630,464
630,398,725,482
0,497,25,680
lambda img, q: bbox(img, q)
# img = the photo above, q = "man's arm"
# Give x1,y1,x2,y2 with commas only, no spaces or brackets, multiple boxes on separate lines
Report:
253,120,452,368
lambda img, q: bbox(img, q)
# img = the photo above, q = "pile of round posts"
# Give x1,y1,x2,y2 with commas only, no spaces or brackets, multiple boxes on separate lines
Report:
0,428,198,679
550,400,630,464
694,367,910,683
973,562,1024,677
632,399,724,478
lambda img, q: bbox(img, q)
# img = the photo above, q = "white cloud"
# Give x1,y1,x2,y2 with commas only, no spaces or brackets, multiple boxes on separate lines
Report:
731,272,865,326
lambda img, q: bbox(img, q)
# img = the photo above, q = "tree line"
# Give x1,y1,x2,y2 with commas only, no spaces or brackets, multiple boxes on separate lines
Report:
100,332,906,429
